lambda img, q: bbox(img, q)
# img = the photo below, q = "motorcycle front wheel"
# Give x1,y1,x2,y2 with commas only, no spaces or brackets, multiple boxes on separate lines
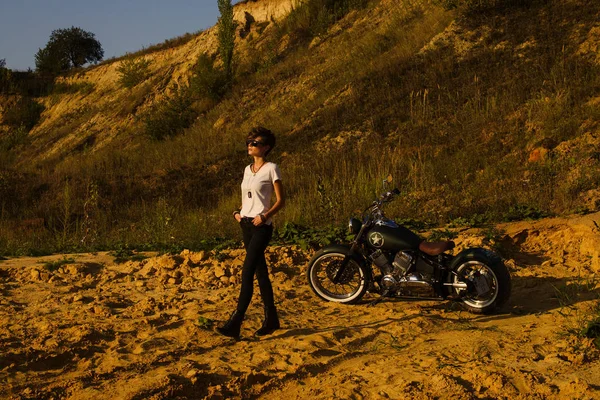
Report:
307,250,369,304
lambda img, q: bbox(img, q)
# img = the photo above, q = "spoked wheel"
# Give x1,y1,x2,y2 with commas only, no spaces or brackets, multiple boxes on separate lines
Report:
453,259,510,314
307,251,368,304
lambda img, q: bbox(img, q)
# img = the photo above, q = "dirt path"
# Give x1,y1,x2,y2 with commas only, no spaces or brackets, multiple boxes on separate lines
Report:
1,214,600,399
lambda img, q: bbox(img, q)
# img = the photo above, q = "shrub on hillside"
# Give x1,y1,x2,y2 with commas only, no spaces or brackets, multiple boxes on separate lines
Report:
0,126,29,152
142,87,196,140
434,0,536,12
2,97,45,131
117,57,152,88
189,53,228,101
52,81,95,95
0,59,12,93
283,0,369,43
0,69,54,97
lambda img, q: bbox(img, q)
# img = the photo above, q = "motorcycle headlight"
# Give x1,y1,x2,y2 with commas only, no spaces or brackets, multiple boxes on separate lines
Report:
348,217,362,235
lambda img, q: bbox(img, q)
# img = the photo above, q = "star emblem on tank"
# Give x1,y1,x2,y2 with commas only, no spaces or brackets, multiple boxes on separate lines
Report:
369,232,384,247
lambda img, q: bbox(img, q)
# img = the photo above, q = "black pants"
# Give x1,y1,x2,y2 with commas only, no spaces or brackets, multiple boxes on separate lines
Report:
236,219,275,315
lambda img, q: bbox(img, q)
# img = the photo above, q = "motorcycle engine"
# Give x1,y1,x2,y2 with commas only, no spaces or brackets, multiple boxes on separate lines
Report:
370,250,412,276
371,250,435,297
397,272,435,297
392,251,412,276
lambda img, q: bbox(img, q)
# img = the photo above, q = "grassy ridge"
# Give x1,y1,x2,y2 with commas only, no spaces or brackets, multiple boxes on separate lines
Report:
1,0,600,255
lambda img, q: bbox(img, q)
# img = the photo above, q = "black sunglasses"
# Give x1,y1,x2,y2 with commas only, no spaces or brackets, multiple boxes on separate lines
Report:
246,139,266,147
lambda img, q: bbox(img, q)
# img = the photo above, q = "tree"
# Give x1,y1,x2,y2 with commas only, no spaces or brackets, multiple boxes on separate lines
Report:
0,59,12,93
35,27,104,74
217,0,236,81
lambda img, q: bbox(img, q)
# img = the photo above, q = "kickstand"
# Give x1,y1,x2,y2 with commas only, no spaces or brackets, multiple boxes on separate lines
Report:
368,290,389,307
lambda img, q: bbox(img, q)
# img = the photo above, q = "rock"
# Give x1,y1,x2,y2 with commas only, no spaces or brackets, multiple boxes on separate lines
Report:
581,188,600,212
180,249,191,257
30,269,41,280
186,369,199,378
592,252,600,273
138,264,156,277
148,254,180,271
528,147,549,163
93,305,109,315
73,294,85,302
168,277,180,285
220,276,230,285
189,251,208,264
231,258,244,268
214,266,227,278
66,264,83,275
213,116,228,129
135,280,145,287
159,273,170,284
172,270,183,279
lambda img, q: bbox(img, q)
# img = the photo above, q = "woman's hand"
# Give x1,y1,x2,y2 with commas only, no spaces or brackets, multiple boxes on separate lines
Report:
252,215,264,226
235,213,242,223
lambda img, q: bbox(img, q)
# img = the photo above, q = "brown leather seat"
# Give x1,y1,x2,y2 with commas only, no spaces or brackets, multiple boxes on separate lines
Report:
419,240,455,256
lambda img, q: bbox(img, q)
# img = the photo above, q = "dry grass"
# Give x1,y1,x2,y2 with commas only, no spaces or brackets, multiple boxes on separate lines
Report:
1,0,600,255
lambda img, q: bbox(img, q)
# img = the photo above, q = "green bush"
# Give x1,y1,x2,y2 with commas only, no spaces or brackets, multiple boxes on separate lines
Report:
117,57,152,88
142,87,197,140
0,126,29,152
283,0,370,44
434,0,536,12
2,97,45,131
189,53,228,100
503,204,550,222
0,60,13,93
0,70,54,96
52,81,95,95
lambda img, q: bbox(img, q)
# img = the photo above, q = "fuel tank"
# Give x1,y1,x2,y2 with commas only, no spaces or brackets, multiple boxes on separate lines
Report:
366,223,422,252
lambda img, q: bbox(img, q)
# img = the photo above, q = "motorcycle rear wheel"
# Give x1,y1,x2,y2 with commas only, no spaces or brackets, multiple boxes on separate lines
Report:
307,251,369,304
453,258,511,314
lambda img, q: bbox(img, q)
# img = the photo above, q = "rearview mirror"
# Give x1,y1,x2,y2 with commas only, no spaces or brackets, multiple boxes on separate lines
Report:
383,174,393,190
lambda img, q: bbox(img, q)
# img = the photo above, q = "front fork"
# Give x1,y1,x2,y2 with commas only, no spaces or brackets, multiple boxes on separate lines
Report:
332,243,360,284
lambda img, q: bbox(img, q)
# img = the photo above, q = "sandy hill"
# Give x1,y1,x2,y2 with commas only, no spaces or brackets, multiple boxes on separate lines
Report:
0,0,599,256
7,0,296,164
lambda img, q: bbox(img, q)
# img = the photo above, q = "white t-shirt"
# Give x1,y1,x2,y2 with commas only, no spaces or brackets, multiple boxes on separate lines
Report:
240,162,282,224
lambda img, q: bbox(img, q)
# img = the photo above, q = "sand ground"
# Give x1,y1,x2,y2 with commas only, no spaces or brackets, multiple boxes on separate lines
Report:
1,213,600,399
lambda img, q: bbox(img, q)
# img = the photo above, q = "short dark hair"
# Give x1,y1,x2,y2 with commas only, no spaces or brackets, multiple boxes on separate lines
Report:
248,126,276,156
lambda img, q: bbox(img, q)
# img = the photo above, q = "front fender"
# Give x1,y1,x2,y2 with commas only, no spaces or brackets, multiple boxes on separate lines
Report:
309,244,372,282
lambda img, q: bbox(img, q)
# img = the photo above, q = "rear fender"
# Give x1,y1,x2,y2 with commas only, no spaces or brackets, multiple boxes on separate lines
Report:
446,247,503,282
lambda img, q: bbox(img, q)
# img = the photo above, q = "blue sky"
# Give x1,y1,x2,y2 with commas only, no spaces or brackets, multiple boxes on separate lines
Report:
0,0,242,71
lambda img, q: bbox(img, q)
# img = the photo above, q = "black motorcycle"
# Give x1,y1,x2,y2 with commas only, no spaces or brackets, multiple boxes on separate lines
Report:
307,180,511,314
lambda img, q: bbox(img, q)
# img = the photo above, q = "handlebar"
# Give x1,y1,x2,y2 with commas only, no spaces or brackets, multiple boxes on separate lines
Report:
362,188,401,217
380,188,401,202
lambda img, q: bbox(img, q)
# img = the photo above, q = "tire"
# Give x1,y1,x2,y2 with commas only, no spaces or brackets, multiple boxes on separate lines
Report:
307,248,369,304
449,249,511,314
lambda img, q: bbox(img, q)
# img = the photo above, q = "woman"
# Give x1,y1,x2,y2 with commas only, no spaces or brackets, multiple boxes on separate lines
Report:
217,127,285,339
